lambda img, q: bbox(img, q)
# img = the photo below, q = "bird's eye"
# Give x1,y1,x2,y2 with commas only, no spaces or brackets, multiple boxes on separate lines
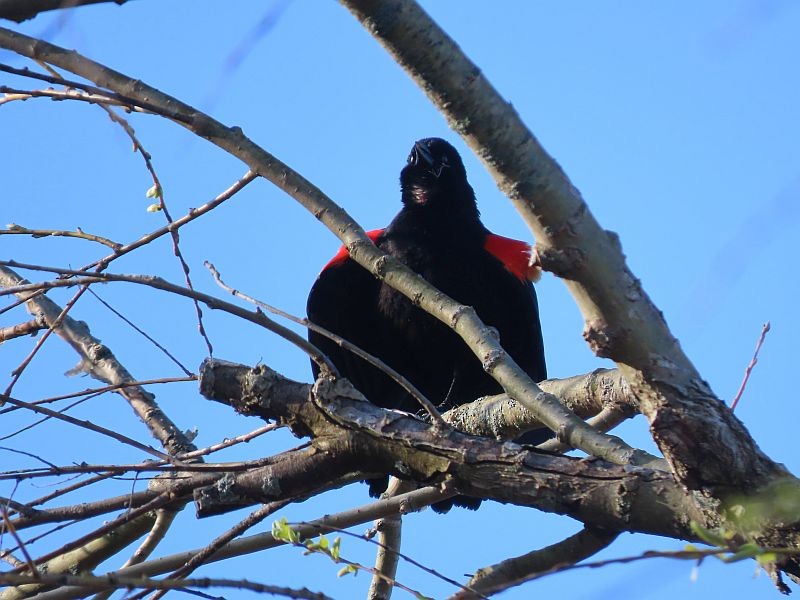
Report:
407,152,415,165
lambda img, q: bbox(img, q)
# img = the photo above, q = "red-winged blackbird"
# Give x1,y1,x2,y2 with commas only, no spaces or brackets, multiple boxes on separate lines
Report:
307,138,546,511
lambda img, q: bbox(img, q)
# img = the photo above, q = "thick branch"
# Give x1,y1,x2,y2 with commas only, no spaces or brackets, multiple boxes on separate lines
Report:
199,359,704,539
455,527,619,599
337,0,784,496
445,368,636,441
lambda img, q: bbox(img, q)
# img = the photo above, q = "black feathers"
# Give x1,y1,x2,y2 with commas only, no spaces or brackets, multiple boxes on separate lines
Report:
307,138,546,511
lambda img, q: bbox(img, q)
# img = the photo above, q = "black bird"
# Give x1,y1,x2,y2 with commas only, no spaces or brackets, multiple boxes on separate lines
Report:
307,138,546,511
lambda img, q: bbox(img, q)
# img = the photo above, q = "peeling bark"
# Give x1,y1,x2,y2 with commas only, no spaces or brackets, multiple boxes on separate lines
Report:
199,359,706,539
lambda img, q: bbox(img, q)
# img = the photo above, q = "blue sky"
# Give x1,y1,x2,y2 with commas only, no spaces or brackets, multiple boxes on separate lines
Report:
2,1,799,598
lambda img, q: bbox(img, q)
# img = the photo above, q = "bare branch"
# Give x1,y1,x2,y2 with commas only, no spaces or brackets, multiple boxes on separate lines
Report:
1,394,172,461
199,359,705,538
337,0,783,495
454,527,618,599
28,487,452,600
144,501,290,600
0,571,330,600
731,321,771,411
1,513,157,599
0,223,122,250
0,317,46,342
0,261,337,374
0,377,195,416
204,260,447,429
87,509,180,600
0,504,40,580
0,265,196,456
84,170,257,273
366,478,415,600
444,368,636,439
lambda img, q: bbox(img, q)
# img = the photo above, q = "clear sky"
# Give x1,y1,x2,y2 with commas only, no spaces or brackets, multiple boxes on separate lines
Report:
2,1,799,599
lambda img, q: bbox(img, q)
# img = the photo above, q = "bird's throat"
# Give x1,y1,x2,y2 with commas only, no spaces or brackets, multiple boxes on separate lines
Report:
409,185,428,205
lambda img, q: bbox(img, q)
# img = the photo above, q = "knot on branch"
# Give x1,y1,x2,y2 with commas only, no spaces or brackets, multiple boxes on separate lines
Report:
535,244,585,279
582,319,623,359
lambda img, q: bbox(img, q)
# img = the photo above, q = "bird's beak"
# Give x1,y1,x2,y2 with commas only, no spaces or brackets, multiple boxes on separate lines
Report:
413,141,435,168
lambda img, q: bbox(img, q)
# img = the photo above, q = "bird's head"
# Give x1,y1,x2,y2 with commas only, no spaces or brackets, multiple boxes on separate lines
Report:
400,138,474,209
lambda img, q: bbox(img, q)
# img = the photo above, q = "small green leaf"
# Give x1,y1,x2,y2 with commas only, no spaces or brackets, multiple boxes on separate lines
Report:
146,203,162,213
689,522,727,548
331,537,341,561
756,552,779,566
272,517,301,544
725,542,763,563
337,564,358,578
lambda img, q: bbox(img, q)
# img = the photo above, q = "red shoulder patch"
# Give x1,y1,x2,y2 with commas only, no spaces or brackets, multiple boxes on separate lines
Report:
484,233,540,282
322,229,385,271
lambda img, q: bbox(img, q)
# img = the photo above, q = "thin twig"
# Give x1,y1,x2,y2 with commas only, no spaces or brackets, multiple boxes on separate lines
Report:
176,423,279,461
13,489,175,570
139,501,290,600
32,486,451,598
0,223,123,250
0,571,330,599
0,503,40,579
0,376,196,415
0,261,338,374
302,514,479,598
22,473,116,510
0,395,173,462
91,507,180,600
85,170,257,272
0,395,92,441
2,457,274,482
0,316,47,342
3,521,80,562
731,322,771,411
0,263,195,456
0,84,146,110
87,288,193,377
491,543,800,584
89,76,215,359
3,284,89,397
204,260,448,429
0,63,190,123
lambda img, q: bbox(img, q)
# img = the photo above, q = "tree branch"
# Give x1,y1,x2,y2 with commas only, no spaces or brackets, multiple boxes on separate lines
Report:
444,368,637,441
0,26,658,471
199,359,706,539
0,265,195,456
27,487,452,600
337,0,784,496
454,527,619,599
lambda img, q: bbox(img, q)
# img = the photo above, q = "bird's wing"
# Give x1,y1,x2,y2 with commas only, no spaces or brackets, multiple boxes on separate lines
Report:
482,233,547,382
483,233,541,282
321,229,384,271
307,230,407,408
